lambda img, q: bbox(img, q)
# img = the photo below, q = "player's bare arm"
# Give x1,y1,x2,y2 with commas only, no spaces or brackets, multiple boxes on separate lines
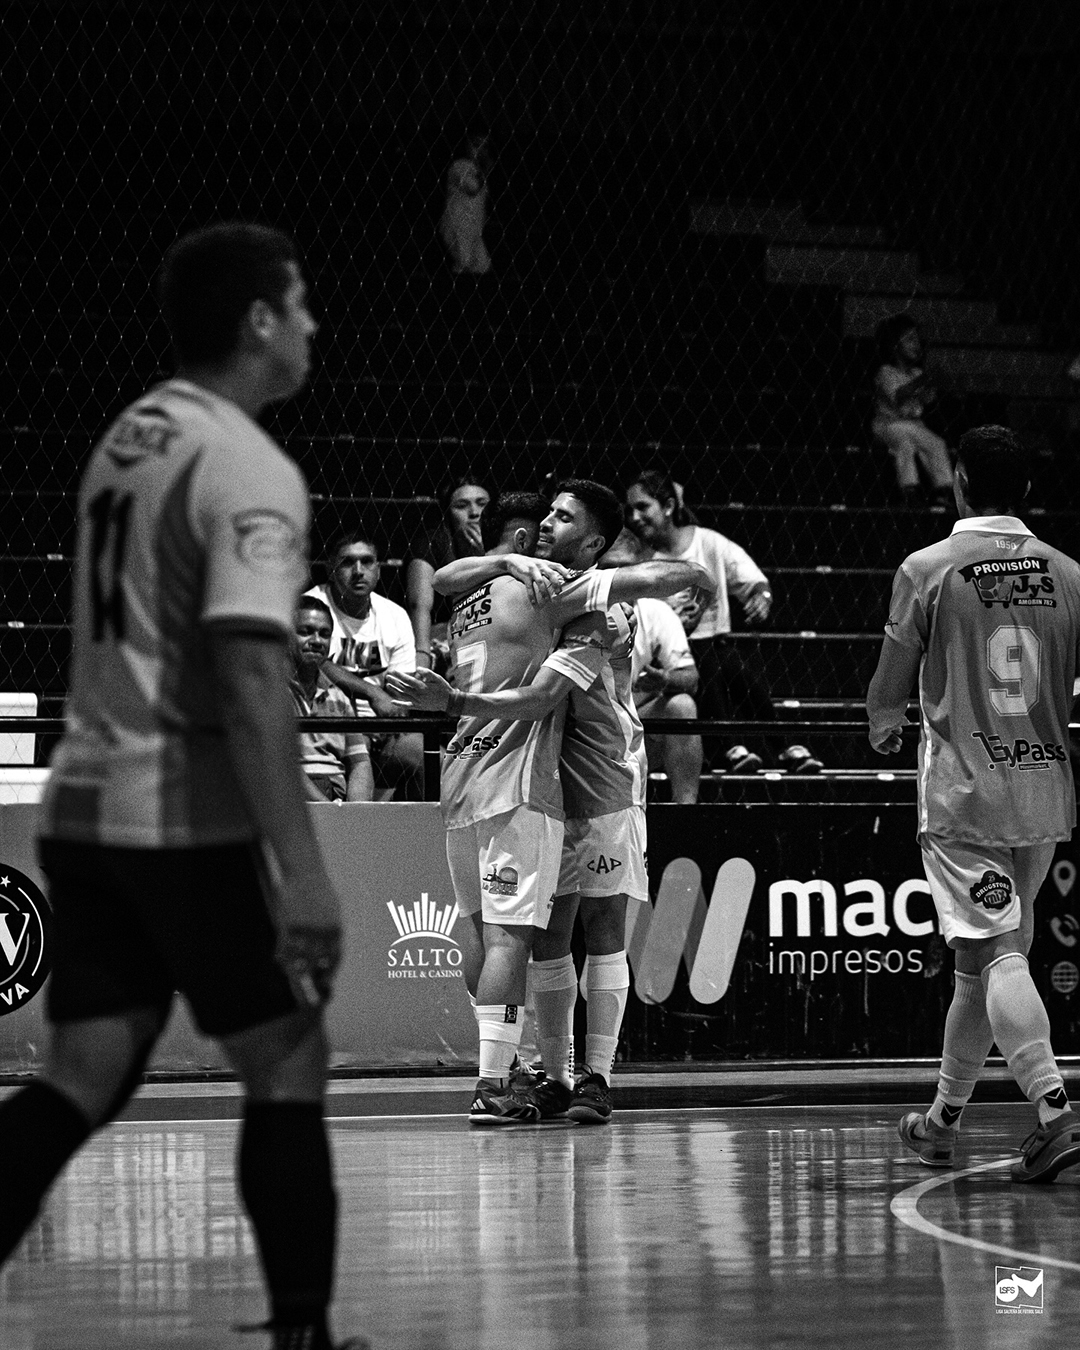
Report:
607,559,716,604
432,552,571,604
389,665,574,722
866,638,920,754
636,662,698,698
209,630,344,1002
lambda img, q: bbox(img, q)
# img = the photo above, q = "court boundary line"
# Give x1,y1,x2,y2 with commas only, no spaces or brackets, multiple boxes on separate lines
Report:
891,1160,1080,1274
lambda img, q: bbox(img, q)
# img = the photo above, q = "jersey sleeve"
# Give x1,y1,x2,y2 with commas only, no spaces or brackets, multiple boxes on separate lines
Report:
543,611,610,690
720,534,769,600
547,568,614,625
884,562,928,649
195,443,310,637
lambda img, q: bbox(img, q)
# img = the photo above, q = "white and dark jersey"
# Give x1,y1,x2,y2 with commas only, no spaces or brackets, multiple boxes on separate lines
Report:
632,597,696,684
649,526,767,638
441,568,613,829
303,584,415,715
545,603,646,819
40,379,309,848
885,515,1080,846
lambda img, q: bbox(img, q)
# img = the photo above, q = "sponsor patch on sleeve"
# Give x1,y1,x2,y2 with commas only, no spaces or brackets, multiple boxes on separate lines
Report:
232,509,301,574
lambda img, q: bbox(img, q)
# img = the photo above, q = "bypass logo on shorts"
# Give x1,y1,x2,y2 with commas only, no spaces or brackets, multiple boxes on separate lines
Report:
970,870,1013,911
0,865,52,1016
959,557,1055,608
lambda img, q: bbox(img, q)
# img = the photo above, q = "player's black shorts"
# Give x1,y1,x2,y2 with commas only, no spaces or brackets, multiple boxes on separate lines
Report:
38,838,299,1037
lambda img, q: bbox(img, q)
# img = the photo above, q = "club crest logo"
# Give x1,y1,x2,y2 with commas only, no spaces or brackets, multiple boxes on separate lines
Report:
0,866,52,1016
970,870,1013,911
482,865,519,897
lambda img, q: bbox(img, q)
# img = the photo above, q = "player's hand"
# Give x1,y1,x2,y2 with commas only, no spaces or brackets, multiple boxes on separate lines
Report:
869,723,907,755
503,554,571,606
273,875,343,1007
387,668,452,713
743,590,772,624
635,664,667,695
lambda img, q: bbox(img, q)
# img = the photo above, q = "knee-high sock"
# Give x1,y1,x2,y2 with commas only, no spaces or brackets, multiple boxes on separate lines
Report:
475,1004,523,1084
239,1102,337,1332
981,953,1067,1119
531,956,577,1087
0,1082,92,1264
929,971,994,1128
584,952,630,1081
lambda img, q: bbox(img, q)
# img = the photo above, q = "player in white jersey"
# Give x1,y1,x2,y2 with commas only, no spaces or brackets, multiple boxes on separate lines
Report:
392,481,713,1124
868,425,1080,1183
0,225,364,1350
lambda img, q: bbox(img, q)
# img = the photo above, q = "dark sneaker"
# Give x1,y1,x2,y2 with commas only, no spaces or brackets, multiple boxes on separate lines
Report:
509,1055,544,1088
778,744,824,774
898,1111,957,1168
567,1067,613,1125
725,745,763,774
530,1078,573,1120
468,1077,541,1126
1011,1109,1080,1183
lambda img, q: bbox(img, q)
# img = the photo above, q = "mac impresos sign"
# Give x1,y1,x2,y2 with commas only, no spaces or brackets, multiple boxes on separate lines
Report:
626,806,1080,1060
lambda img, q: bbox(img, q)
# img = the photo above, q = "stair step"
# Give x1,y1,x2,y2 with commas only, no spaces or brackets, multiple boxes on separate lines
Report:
690,199,891,248
843,295,1041,347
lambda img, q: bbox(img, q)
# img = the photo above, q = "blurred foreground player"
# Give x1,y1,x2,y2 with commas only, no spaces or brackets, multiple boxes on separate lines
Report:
394,481,712,1124
0,224,366,1349
868,425,1080,1183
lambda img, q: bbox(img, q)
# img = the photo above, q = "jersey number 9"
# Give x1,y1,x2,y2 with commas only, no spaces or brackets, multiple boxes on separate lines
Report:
987,624,1041,717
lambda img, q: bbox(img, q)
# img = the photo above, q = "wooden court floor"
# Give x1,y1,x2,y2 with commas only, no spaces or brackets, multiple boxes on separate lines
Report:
1,1099,1077,1349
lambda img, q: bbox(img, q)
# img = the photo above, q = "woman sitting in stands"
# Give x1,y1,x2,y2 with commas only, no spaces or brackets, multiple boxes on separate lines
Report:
439,130,493,276
405,475,490,673
871,313,953,505
624,468,822,776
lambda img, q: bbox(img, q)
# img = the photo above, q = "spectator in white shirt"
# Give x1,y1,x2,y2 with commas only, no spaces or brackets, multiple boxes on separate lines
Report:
871,313,953,504
625,469,822,776
600,529,703,803
305,533,423,799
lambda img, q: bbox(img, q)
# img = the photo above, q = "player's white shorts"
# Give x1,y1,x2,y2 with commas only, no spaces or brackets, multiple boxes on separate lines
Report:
446,806,563,928
920,834,1056,946
556,807,649,902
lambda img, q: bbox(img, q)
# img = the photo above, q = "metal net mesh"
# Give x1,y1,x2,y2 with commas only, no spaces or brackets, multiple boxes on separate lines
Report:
3,0,1078,741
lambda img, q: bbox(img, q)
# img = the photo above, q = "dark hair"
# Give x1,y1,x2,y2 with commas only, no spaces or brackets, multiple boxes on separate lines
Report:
626,468,691,527
874,312,918,366
438,474,492,512
481,491,548,549
158,222,299,365
296,595,333,623
956,425,1030,510
327,531,379,567
555,478,624,555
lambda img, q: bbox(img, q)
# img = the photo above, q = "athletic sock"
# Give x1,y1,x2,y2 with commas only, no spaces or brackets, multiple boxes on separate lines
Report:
928,971,993,1129
583,952,630,1082
0,1081,93,1264
530,956,577,1087
475,1004,523,1085
981,953,1066,1110
238,1102,337,1340
1036,1085,1071,1126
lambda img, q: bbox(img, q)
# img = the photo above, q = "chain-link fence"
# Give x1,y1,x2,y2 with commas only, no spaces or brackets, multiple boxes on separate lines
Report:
3,1,1079,751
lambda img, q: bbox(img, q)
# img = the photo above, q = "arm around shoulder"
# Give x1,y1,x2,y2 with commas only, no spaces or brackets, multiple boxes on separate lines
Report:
608,559,716,603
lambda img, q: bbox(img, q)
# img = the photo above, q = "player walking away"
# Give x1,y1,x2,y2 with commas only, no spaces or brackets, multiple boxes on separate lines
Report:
391,480,714,1125
868,425,1080,1183
0,224,366,1349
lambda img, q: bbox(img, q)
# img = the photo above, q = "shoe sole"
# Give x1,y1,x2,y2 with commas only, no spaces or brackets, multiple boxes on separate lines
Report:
567,1104,612,1124
1012,1138,1080,1184
468,1112,539,1125
897,1117,954,1168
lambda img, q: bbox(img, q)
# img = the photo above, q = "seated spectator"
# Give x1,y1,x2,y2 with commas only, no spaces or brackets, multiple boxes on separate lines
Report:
290,598,373,802
625,468,823,776
405,476,491,673
305,532,424,800
871,313,953,504
439,130,493,276
600,529,703,804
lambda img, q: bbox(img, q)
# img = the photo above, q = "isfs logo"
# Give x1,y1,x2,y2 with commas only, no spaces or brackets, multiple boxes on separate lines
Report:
0,866,52,1016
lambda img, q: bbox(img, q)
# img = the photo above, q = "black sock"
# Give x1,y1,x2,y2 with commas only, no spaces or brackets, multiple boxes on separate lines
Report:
0,1081,93,1264
239,1102,337,1339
